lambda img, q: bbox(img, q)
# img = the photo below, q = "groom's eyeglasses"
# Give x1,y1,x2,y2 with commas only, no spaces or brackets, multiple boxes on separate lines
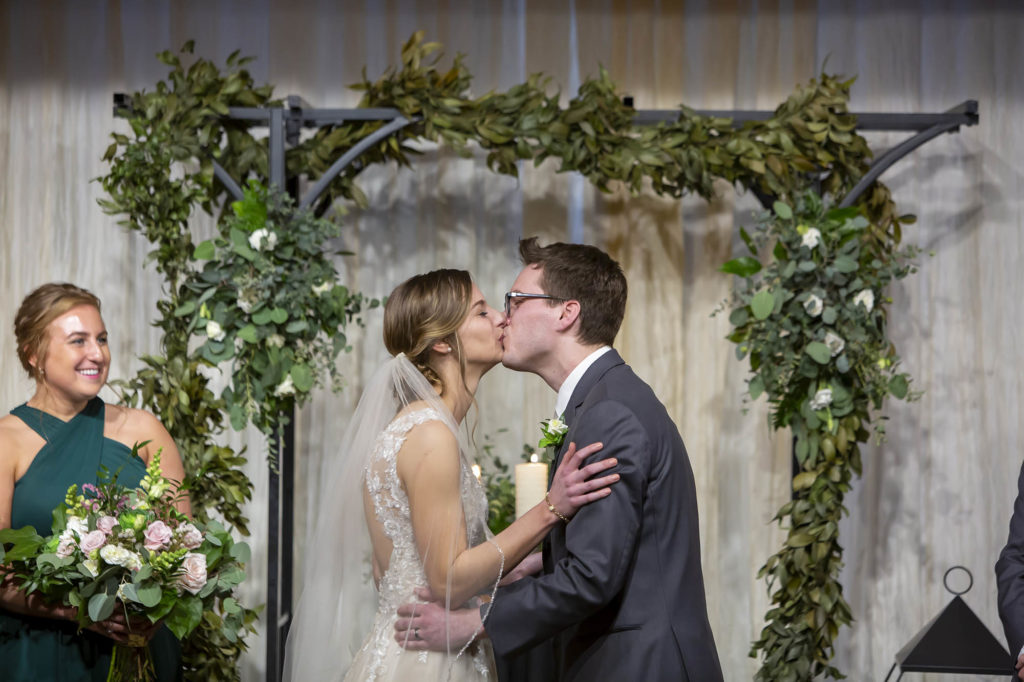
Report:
504,291,567,318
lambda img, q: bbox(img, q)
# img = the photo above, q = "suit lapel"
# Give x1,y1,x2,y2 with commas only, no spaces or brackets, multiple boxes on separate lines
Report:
549,350,625,478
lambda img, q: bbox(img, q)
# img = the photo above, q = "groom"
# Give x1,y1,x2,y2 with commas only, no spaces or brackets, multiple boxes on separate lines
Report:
398,238,722,681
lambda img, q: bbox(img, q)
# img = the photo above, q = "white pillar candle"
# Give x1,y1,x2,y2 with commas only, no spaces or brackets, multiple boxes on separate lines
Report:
515,461,549,519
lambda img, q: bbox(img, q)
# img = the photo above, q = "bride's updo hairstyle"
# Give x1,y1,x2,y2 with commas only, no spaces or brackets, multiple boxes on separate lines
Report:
15,282,102,381
383,269,472,395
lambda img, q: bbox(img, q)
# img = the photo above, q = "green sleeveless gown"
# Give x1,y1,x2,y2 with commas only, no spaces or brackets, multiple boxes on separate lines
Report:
0,398,181,681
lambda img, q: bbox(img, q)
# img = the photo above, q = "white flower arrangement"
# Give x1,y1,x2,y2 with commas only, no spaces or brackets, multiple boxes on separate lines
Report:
801,227,822,249
803,294,824,317
853,289,874,312
810,388,833,410
248,227,277,251
824,331,846,357
205,319,226,342
274,374,296,397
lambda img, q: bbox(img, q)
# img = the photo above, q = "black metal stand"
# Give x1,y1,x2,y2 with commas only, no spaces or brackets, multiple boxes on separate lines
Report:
113,93,979,681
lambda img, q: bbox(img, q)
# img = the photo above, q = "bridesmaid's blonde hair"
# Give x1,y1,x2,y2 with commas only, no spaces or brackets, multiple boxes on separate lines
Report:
14,282,102,380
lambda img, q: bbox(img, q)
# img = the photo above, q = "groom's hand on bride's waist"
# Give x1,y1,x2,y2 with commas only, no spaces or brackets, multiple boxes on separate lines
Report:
394,586,485,651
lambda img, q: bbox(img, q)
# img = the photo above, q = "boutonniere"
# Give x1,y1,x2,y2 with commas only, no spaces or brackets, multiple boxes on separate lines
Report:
538,415,569,450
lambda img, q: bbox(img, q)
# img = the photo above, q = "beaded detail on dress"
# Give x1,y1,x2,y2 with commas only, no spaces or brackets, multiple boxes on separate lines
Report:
355,408,493,681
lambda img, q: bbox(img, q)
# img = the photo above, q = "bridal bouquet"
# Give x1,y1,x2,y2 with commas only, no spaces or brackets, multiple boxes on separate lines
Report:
0,448,251,681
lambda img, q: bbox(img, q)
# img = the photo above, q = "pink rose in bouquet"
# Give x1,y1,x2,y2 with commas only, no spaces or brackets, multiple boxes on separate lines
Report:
177,523,203,550
56,535,76,558
79,529,107,554
177,553,208,595
143,520,173,551
96,515,118,536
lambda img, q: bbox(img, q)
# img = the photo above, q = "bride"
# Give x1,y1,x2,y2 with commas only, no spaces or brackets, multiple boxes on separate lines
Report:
283,269,618,681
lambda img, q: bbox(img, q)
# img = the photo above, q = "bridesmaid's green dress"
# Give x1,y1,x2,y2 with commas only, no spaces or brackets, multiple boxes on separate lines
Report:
0,398,181,681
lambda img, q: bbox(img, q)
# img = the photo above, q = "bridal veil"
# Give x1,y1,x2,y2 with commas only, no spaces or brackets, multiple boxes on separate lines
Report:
282,353,494,681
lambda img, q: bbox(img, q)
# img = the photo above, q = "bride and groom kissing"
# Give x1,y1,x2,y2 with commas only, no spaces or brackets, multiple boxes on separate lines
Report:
284,238,723,682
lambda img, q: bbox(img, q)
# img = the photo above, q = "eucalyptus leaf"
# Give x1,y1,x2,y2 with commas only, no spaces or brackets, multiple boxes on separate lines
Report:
729,307,749,327
773,201,793,220
88,592,116,623
833,255,859,273
252,309,274,325
751,290,775,320
137,582,163,608
237,324,259,344
193,240,216,260
889,374,909,399
749,375,765,400
805,342,832,364
229,542,252,564
290,363,314,392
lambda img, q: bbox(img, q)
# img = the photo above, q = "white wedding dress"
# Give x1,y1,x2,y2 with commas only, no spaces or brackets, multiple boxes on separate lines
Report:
283,356,497,682
343,408,496,682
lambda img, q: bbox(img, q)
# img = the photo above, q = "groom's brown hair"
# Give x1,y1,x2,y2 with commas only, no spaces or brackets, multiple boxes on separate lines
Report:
518,237,626,347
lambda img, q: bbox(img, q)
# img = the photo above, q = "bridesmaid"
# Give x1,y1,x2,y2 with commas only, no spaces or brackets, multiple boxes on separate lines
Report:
0,282,190,681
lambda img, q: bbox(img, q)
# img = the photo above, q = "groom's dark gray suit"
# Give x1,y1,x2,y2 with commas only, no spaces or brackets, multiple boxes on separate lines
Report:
487,350,723,681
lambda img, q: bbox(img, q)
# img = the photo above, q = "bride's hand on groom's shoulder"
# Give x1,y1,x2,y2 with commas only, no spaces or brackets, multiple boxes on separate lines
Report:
547,441,619,521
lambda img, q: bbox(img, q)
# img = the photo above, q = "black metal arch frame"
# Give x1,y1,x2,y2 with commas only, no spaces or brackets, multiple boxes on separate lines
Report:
113,93,978,681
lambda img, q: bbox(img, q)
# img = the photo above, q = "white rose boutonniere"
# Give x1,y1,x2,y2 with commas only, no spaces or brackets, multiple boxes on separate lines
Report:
538,415,569,450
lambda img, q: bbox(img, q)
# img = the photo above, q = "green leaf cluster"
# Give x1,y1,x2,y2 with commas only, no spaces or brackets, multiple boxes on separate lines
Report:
721,191,921,680
96,42,371,679
185,181,378,440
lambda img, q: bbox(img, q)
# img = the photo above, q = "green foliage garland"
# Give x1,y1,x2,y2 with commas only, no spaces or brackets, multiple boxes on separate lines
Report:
98,32,918,680
187,181,375,439
98,46,376,679
722,193,920,679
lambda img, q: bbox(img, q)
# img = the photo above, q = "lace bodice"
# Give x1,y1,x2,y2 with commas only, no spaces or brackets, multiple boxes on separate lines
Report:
355,408,493,681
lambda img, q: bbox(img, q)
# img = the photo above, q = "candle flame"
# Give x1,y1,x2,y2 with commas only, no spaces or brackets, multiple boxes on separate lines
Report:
530,452,539,463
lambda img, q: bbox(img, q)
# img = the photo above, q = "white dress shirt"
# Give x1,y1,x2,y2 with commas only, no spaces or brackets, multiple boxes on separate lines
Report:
554,346,613,418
